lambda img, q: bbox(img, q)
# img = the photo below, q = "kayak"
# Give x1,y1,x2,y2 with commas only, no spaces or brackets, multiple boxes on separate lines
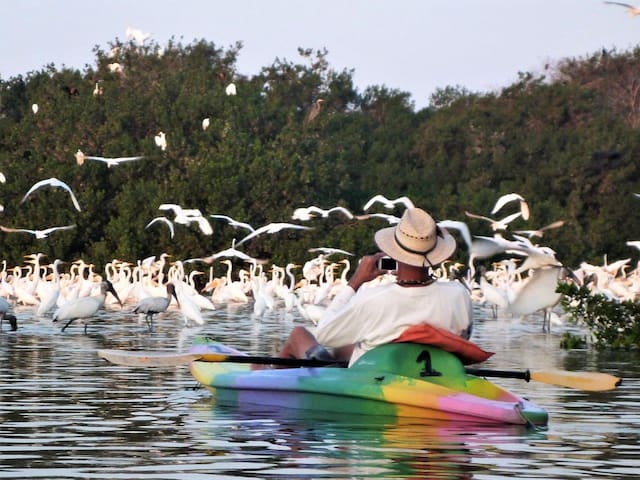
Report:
190,341,549,426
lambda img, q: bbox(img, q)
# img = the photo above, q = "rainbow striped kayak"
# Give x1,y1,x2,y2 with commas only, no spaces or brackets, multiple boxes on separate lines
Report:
190,342,548,426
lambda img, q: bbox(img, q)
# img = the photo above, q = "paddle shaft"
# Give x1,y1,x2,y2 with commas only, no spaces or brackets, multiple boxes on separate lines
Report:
199,354,533,381
465,367,531,382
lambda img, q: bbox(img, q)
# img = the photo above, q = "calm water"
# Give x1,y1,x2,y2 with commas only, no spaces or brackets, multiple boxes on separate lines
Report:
1,303,638,479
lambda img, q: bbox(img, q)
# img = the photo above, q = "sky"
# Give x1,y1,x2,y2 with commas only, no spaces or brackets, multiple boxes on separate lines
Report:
2,0,640,109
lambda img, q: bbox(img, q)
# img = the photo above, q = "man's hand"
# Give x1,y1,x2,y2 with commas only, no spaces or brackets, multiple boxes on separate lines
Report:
347,252,387,291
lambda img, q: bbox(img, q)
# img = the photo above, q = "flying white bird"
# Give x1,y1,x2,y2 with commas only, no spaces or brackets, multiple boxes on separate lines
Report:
225,83,237,96
235,223,313,247
20,177,81,212
126,26,152,45
187,239,258,264
209,214,255,233
292,205,354,221
158,204,212,235
355,213,401,224
465,210,523,232
437,220,472,251
107,63,124,74
491,193,530,221
515,220,565,239
363,194,415,211
155,131,167,151
308,247,354,256
75,149,144,168
604,1,640,16
0,224,76,239
145,217,175,238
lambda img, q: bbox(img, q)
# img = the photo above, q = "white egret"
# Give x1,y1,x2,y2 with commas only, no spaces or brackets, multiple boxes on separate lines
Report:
0,224,75,239
355,213,401,224
363,194,414,211
202,118,210,130
132,282,180,331
437,220,472,251
32,103,39,114
0,172,5,183
145,217,175,238
308,247,354,256
36,259,65,316
159,204,212,235
506,265,568,331
52,280,123,333
235,222,313,247
292,205,354,221
107,63,124,74
189,239,258,264
75,150,144,168
20,177,81,212
491,193,530,221
515,220,565,239
209,214,255,233
126,26,152,45
225,83,237,96
464,210,523,232
155,131,167,151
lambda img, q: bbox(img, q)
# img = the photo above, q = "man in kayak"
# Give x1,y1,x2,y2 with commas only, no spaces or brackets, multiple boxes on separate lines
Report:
279,207,473,366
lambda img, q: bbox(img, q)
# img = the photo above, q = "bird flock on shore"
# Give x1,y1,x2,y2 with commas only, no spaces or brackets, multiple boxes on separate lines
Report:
2,185,640,335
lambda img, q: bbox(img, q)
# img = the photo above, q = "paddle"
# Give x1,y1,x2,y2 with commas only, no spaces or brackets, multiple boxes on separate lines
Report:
97,349,621,391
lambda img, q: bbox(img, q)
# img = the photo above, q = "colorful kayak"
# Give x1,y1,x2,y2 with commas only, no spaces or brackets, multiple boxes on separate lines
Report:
190,342,549,426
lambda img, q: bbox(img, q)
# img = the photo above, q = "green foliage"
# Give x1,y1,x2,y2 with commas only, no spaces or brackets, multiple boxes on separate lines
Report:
558,283,640,349
2,38,640,276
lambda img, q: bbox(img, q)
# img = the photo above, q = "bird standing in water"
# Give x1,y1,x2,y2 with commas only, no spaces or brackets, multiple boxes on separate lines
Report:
132,283,180,331
53,280,122,333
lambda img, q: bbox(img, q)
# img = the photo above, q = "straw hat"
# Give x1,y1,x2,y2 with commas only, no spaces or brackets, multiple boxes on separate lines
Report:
374,208,456,267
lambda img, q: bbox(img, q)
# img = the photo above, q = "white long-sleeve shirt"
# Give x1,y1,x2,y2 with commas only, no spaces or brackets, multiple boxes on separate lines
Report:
315,281,473,366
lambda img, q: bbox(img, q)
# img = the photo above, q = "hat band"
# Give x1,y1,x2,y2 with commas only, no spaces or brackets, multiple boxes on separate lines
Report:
394,231,438,256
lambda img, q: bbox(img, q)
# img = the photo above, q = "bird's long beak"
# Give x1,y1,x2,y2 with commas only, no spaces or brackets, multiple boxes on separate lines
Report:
106,281,123,307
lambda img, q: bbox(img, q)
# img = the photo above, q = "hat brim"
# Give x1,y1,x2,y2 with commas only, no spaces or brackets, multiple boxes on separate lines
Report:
375,226,457,267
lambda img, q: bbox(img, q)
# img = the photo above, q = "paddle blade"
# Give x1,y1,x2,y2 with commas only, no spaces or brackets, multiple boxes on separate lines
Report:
531,370,621,391
97,349,199,367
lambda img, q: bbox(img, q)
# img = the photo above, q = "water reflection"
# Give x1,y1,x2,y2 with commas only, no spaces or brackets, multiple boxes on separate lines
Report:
0,303,638,478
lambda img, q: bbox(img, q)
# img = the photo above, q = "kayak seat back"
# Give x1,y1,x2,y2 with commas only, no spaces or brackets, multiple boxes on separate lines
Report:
352,343,468,389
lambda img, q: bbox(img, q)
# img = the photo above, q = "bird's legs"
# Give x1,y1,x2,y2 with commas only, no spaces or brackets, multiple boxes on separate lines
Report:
145,313,154,332
60,318,76,332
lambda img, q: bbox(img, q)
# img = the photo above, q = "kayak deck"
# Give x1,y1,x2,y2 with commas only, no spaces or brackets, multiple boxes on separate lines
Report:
190,343,548,426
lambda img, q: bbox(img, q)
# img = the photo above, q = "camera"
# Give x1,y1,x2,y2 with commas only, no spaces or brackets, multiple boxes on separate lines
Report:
378,256,397,271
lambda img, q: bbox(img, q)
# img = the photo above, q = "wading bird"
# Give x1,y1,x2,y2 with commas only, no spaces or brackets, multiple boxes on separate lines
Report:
52,280,123,333
20,177,81,212
225,83,237,96
303,98,323,125
0,295,17,331
132,282,180,331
